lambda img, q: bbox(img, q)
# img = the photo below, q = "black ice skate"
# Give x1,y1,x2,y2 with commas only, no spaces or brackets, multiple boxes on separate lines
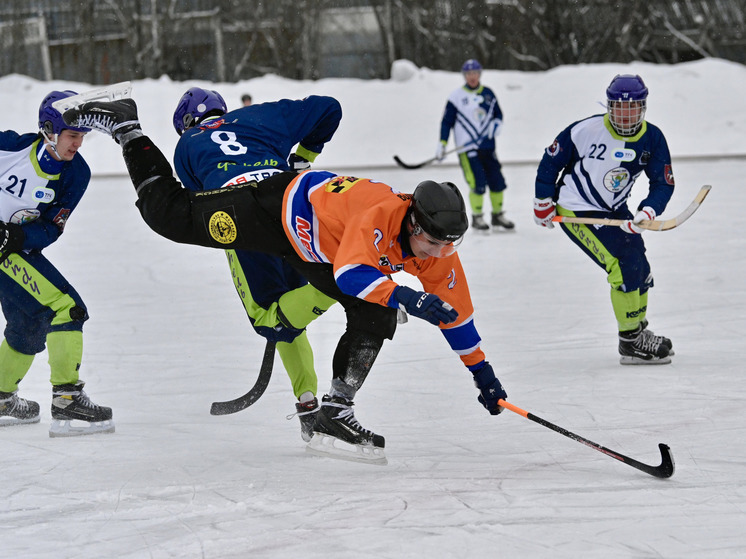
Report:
0,391,40,426
291,396,319,443
306,395,386,465
491,211,515,231
50,381,114,438
641,319,674,356
62,99,141,143
471,214,490,231
619,324,672,365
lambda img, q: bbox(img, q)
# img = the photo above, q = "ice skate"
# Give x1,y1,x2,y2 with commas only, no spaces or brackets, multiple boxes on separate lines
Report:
289,396,319,443
641,319,674,356
306,395,387,465
62,98,141,143
491,211,515,232
49,381,114,438
471,214,490,232
0,391,40,426
619,324,671,365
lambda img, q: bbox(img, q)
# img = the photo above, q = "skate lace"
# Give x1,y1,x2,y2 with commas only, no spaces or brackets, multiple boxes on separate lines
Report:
7,394,31,413
636,329,663,352
285,400,318,420
331,403,373,435
72,390,102,410
75,113,116,134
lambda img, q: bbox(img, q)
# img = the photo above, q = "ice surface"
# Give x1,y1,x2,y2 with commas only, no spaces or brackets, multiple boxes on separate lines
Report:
1,60,744,558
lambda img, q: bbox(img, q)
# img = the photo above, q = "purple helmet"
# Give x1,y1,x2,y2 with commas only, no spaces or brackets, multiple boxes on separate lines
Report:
172,87,228,136
461,59,483,73
38,90,91,138
606,74,648,136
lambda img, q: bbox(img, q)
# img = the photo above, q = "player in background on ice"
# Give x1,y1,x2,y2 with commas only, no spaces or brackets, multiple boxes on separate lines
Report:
241,93,252,107
534,74,675,365
0,90,113,436
170,87,339,441
62,98,508,465
437,59,514,232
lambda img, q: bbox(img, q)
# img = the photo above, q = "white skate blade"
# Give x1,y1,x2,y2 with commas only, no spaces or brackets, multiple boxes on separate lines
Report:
49,418,115,438
306,432,387,466
51,82,132,113
619,355,672,366
0,416,40,427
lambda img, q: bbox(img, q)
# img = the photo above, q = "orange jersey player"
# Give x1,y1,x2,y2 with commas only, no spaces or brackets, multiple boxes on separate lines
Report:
282,171,485,371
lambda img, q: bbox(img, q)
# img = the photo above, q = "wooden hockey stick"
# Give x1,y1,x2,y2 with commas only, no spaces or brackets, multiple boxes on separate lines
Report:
498,399,675,479
210,340,276,415
552,184,711,231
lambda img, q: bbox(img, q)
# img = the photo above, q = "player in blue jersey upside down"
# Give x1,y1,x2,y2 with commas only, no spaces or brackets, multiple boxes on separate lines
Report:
170,87,339,440
534,74,675,365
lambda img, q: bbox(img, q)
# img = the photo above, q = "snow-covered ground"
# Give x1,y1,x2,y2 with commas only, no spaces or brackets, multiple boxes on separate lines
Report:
1,59,745,558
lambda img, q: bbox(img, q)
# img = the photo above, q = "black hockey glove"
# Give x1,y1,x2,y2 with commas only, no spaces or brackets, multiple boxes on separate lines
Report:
0,221,24,254
393,285,458,326
288,153,311,173
472,362,507,415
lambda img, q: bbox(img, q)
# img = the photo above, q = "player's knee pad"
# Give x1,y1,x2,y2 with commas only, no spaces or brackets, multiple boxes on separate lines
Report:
123,136,174,192
6,327,46,355
345,300,397,341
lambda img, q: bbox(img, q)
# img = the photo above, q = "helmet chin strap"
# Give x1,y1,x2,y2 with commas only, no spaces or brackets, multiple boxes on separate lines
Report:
40,120,63,160
40,130,62,160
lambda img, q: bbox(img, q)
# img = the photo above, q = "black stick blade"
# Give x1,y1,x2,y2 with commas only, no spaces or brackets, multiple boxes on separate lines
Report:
651,443,675,478
209,341,275,416
393,155,431,170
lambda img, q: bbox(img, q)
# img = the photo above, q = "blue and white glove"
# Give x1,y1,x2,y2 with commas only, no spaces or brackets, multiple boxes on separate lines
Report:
472,362,507,415
393,285,458,326
620,206,655,234
435,142,446,162
288,153,311,173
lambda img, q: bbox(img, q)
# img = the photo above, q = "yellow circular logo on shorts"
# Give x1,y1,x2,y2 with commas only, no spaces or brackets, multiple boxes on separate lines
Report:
208,211,237,244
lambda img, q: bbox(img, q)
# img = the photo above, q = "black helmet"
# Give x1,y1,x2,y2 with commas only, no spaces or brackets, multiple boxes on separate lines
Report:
412,181,468,242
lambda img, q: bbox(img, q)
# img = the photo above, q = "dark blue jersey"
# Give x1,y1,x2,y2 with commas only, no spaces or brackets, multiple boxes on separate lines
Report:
0,131,90,250
173,96,342,191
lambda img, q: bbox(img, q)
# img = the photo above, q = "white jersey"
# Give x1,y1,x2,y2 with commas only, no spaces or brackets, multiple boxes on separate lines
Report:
0,138,58,224
535,114,674,216
439,84,503,153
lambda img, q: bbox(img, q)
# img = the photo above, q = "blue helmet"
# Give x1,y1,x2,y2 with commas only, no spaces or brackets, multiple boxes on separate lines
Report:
606,74,648,102
606,74,648,136
461,59,482,73
38,90,91,138
172,87,227,136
